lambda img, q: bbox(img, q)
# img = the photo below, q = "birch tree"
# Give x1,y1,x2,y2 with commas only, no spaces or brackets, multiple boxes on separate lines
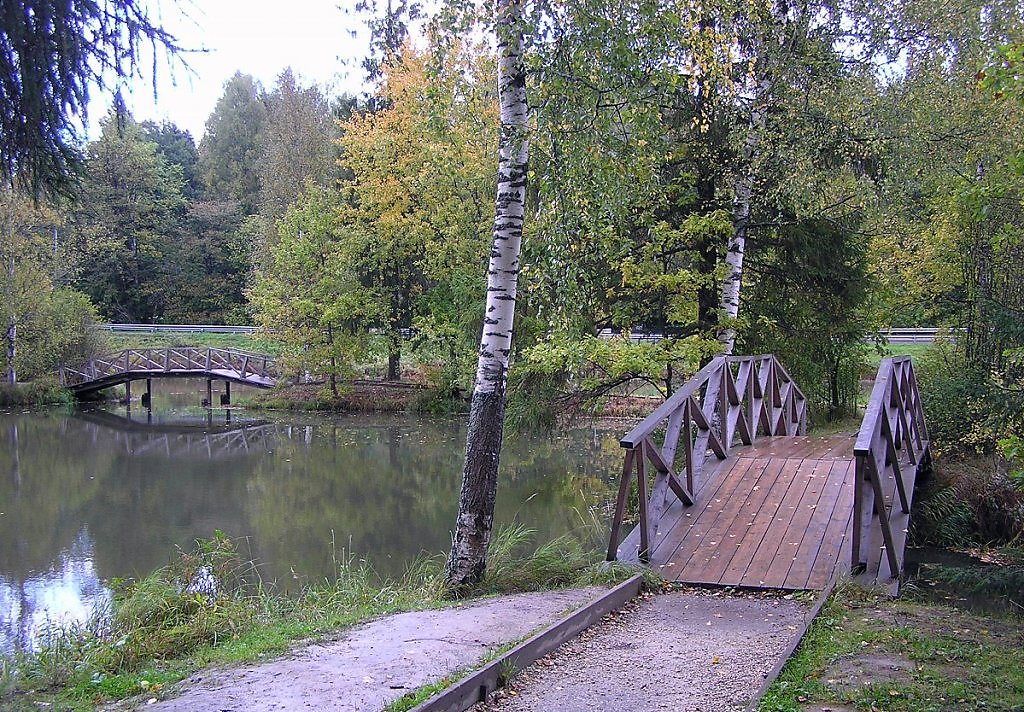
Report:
717,2,790,354
445,0,529,589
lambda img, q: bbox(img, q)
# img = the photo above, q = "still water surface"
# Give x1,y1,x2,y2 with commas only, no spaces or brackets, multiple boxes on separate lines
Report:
0,379,623,653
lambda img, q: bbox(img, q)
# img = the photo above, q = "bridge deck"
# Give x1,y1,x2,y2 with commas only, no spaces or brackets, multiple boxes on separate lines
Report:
616,435,865,590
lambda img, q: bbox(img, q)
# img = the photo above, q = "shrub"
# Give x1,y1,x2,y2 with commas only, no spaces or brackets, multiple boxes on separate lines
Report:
912,457,1024,547
913,342,996,456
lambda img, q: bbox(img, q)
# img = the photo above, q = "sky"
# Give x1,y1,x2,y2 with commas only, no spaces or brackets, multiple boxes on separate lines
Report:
89,0,371,142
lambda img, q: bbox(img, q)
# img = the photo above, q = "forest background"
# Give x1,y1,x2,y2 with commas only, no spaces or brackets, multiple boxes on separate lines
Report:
2,0,1021,474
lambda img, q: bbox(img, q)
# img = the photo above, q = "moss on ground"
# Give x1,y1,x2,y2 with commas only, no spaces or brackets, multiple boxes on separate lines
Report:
759,584,1024,712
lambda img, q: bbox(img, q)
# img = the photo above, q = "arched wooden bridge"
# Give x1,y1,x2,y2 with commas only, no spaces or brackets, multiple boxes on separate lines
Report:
60,347,278,397
607,354,929,592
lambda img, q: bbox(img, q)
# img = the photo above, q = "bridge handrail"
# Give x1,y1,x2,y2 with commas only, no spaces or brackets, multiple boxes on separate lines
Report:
607,354,808,563
60,347,278,388
852,356,930,583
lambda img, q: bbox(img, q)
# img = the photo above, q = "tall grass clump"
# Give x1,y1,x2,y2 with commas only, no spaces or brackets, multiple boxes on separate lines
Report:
466,523,640,596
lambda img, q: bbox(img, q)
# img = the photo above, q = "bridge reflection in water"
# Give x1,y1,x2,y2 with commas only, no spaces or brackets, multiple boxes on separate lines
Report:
75,409,279,460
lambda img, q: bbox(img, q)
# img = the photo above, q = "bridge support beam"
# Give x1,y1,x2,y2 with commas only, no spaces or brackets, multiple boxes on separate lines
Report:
125,380,132,404
220,381,231,406
142,378,152,408
206,379,213,408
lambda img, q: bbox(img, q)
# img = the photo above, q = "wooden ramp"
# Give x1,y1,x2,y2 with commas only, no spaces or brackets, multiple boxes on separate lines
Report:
615,435,856,589
607,355,930,592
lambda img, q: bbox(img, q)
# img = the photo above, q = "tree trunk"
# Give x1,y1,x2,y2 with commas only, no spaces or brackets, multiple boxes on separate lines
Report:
718,3,785,354
386,334,401,382
326,323,339,397
5,315,15,386
446,0,528,591
719,172,751,355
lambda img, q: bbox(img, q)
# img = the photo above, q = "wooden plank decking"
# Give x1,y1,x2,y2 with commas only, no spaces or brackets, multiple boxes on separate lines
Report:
615,435,858,590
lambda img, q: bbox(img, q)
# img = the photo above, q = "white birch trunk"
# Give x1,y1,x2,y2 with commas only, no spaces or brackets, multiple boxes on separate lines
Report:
718,3,787,355
4,256,14,386
5,316,15,386
718,100,764,355
446,0,529,589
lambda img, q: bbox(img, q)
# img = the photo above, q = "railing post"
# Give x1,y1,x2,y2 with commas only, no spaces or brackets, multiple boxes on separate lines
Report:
606,448,637,562
636,447,650,562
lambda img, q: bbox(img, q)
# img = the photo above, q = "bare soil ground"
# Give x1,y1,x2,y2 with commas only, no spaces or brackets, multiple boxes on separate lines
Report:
471,588,811,712
120,588,607,712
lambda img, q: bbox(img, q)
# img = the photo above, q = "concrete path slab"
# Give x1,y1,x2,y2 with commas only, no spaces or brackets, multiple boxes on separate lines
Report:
136,587,608,712
471,590,811,712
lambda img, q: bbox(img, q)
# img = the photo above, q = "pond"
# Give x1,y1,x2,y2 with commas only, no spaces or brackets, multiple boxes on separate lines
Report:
0,379,625,654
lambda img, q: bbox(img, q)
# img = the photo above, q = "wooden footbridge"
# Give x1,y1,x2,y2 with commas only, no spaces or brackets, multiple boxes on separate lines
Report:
60,347,278,397
607,355,930,592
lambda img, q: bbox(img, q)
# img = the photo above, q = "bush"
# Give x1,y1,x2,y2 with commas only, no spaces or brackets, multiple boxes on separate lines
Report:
912,457,1024,547
14,288,107,382
0,381,74,406
913,342,1005,456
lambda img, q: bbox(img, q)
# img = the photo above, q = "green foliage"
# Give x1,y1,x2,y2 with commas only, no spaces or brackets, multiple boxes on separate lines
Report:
1000,435,1023,487
249,184,376,392
0,381,74,406
913,343,999,456
912,458,1024,548
0,0,182,198
16,288,107,381
140,120,203,199
198,73,267,210
741,217,875,422
254,68,340,258
72,111,189,322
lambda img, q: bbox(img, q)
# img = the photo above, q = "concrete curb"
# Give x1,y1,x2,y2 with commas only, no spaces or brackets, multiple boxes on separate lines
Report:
743,577,840,712
409,574,646,712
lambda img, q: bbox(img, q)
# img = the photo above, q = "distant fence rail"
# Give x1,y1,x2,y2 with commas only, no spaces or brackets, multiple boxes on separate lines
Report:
95,324,952,344
596,327,949,345
97,324,259,334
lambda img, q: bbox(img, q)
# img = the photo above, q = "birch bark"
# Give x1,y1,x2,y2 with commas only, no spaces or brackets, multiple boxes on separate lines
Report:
445,0,529,589
718,2,788,354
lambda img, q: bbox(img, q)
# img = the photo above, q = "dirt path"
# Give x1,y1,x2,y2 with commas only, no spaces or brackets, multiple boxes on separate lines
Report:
136,587,607,712
471,589,811,712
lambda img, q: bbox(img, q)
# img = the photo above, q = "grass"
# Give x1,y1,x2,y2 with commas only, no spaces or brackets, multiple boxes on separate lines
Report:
864,342,934,370
758,582,1024,712
2,526,637,710
0,381,75,407
102,331,283,355
381,637,526,712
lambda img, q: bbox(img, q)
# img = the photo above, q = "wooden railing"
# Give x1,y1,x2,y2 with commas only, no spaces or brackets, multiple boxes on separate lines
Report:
852,356,930,584
606,354,808,562
60,347,278,389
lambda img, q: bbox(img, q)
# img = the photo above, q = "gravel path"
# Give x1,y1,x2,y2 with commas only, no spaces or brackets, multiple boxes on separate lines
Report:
471,589,810,712
136,588,607,712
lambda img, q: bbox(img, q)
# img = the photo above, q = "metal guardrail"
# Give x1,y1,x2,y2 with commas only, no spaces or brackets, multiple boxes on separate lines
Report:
97,324,259,334
95,324,951,344
597,327,948,345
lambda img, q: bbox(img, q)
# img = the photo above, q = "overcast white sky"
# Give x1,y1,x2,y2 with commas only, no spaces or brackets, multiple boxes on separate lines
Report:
89,0,371,141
